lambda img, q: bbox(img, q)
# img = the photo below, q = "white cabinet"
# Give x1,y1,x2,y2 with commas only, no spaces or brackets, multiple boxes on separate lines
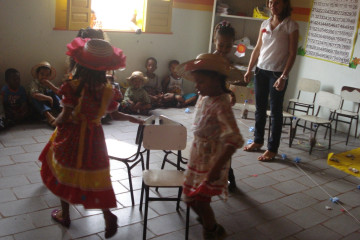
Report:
208,0,268,69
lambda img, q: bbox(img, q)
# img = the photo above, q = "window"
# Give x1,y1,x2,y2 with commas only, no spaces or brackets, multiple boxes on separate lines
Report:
55,0,173,33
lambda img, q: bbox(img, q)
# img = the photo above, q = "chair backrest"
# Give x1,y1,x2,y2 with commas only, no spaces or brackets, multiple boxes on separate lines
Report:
143,124,187,151
340,86,360,104
297,78,321,93
135,115,156,144
316,91,342,113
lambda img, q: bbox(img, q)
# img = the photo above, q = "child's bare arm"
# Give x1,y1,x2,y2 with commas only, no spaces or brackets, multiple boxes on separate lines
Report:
42,80,60,94
32,93,53,105
207,145,237,182
55,106,73,125
110,111,144,124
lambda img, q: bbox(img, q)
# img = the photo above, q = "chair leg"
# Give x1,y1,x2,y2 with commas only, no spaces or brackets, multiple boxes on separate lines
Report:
127,164,135,206
345,118,353,145
176,187,182,211
139,182,144,211
355,117,359,139
329,125,332,149
185,205,190,240
143,186,149,240
309,125,319,155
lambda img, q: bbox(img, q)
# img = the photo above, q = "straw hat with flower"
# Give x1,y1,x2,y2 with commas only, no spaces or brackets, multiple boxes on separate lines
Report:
66,37,126,71
175,53,244,84
126,71,148,85
31,61,57,80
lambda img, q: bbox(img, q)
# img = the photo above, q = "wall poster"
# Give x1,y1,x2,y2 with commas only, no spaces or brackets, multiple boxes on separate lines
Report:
305,0,360,66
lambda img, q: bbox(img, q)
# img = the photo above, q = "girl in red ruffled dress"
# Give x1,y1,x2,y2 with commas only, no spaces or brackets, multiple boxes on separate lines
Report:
39,37,143,239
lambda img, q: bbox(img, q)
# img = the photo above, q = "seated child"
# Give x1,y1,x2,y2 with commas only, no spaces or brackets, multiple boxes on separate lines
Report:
162,60,198,108
102,71,123,123
143,57,163,107
120,71,151,115
29,61,61,128
1,68,30,127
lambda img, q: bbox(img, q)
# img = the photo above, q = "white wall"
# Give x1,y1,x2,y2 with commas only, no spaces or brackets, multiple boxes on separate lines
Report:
0,0,213,94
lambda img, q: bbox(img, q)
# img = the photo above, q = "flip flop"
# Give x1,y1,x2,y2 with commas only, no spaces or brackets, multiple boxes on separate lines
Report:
258,150,276,162
243,143,263,152
51,209,71,228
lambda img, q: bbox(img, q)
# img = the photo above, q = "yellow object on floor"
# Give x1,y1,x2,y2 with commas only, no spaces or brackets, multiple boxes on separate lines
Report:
328,148,360,177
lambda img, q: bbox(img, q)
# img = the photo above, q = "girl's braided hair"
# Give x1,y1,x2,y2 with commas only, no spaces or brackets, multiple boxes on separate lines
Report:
213,20,235,42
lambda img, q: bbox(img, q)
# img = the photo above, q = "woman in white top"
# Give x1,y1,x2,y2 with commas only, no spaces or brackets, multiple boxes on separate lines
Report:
243,0,299,161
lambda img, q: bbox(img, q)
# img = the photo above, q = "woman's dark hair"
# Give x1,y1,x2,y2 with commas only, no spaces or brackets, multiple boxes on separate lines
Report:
68,27,107,74
72,65,107,100
193,70,231,94
267,0,292,20
168,60,179,69
213,21,235,42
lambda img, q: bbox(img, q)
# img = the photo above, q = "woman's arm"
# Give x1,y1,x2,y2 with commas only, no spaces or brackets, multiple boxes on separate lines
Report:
273,29,299,91
244,28,264,83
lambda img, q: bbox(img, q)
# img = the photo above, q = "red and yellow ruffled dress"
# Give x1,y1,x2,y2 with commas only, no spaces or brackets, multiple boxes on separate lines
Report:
183,94,244,202
39,80,119,209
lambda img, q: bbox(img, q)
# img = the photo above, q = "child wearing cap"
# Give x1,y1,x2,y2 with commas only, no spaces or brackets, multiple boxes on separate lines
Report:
121,71,151,115
39,37,143,239
1,68,30,127
176,53,244,240
29,61,61,128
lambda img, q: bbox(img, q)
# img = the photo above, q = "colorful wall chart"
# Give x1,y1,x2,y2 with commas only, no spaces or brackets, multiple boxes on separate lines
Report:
304,0,360,66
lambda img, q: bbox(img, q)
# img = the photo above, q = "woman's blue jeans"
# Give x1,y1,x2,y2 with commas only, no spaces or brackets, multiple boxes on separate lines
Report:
31,90,61,116
254,68,288,153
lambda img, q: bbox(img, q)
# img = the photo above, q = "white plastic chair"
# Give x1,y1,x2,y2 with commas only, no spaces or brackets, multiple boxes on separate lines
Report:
139,116,190,240
106,115,156,205
289,91,342,154
332,86,360,145
287,78,321,116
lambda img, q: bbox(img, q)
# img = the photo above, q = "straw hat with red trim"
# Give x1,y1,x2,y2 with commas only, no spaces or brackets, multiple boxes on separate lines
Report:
31,61,56,80
175,53,243,84
126,71,148,85
66,37,126,71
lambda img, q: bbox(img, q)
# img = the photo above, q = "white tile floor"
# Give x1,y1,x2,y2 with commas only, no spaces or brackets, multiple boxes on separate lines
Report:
0,106,359,240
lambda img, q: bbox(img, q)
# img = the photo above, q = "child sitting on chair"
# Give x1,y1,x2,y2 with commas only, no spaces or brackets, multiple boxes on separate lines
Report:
143,57,163,108
1,68,30,127
162,60,197,108
121,71,151,115
29,61,61,128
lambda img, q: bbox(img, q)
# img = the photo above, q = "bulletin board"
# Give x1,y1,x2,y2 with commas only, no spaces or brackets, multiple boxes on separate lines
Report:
304,0,360,66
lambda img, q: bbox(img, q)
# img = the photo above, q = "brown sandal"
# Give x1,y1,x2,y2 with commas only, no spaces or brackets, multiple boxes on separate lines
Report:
243,142,263,152
258,150,276,161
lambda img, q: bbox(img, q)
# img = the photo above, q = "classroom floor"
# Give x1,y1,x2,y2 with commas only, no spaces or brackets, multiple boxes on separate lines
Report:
0,106,359,240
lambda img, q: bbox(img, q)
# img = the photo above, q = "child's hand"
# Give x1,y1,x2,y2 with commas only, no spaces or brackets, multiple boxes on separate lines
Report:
47,96,53,106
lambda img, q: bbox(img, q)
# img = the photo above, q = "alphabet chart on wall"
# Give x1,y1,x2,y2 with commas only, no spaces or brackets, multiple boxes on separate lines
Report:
305,0,360,66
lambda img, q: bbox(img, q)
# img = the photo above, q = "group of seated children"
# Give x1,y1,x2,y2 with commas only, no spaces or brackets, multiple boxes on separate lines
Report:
120,57,198,115
0,57,197,129
1,62,61,129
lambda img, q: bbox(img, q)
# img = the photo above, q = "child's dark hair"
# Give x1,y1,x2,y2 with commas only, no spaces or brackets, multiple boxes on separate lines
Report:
193,70,231,94
213,20,235,42
145,57,157,67
266,0,292,20
36,66,52,75
72,65,107,100
5,68,19,80
168,60,179,69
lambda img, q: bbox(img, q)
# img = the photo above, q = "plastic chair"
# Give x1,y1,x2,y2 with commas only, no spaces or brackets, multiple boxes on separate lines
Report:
332,86,360,145
289,91,342,154
139,116,190,240
287,78,321,116
106,115,156,205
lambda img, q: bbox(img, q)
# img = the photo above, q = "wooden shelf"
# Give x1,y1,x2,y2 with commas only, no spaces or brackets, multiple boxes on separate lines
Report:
218,13,266,21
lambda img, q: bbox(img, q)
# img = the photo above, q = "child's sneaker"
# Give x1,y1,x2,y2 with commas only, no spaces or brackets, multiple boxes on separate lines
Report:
202,224,226,240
